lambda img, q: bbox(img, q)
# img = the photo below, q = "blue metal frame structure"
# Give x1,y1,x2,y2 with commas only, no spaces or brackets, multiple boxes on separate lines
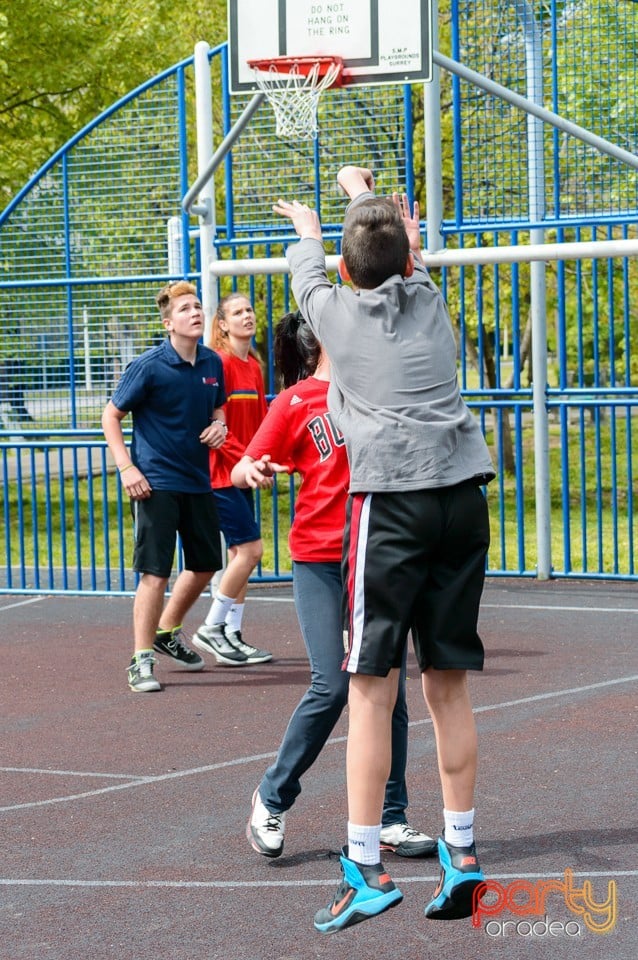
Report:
1,2,637,594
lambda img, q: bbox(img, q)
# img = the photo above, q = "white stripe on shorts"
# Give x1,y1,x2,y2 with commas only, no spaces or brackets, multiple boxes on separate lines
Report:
347,493,372,674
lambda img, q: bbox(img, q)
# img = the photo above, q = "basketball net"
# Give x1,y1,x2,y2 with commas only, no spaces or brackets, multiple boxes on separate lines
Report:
249,57,343,140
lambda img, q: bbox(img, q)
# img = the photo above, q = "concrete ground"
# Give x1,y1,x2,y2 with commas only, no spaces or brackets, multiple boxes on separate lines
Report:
1,578,636,960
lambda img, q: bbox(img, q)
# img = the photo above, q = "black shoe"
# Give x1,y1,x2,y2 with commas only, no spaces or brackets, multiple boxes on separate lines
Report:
153,627,204,671
424,837,486,921
314,847,403,934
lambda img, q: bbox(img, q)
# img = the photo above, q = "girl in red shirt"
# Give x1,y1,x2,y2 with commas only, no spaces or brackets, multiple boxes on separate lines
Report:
232,311,435,862
192,293,272,666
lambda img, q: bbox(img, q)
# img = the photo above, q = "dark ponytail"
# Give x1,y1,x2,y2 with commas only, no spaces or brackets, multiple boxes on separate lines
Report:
274,310,321,388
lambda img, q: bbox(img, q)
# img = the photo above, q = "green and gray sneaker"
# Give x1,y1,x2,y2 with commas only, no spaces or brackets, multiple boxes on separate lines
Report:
127,650,161,693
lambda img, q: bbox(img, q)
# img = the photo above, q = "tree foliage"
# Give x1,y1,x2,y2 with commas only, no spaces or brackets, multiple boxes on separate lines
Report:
0,0,227,205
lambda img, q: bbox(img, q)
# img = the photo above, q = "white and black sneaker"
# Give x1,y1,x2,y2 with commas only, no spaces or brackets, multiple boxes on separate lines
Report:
225,628,273,665
153,627,205,671
380,822,438,857
246,788,285,858
192,623,248,666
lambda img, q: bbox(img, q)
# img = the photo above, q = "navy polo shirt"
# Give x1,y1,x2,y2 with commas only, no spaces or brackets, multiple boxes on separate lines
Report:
111,338,226,493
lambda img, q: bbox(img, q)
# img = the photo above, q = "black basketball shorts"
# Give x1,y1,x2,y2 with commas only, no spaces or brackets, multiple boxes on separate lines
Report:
342,481,490,675
131,489,222,578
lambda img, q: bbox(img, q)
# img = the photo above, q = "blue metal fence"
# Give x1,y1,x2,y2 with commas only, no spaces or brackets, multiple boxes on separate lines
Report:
1,2,637,593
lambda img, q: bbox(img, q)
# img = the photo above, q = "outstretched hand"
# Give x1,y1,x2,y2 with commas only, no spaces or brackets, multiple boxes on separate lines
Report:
273,199,323,241
241,455,288,490
392,193,423,261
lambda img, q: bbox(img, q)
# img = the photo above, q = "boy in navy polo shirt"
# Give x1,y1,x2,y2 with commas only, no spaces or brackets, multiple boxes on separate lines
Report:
102,281,228,692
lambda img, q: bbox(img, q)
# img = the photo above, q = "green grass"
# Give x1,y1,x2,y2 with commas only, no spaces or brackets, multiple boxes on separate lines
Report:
486,410,636,575
2,412,636,582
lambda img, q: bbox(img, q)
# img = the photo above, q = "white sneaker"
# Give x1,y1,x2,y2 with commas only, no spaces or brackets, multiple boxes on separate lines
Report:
246,788,286,858
192,623,248,666
225,628,273,664
379,822,437,857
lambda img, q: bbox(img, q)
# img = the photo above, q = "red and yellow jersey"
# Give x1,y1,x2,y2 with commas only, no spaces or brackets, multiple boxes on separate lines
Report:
209,351,268,488
244,377,348,563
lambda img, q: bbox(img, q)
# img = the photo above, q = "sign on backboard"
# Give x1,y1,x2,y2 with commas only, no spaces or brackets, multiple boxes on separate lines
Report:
227,0,432,93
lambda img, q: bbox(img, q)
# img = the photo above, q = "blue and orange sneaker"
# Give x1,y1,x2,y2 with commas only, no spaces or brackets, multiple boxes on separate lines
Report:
314,847,403,934
424,836,485,920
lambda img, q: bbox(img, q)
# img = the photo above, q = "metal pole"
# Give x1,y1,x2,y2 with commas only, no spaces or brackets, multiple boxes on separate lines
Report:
167,216,183,274
192,41,217,343
513,0,551,579
83,307,92,392
207,237,638,277
424,0,443,252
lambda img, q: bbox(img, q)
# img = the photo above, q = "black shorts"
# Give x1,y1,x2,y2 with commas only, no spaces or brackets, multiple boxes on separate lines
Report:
342,481,490,675
131,490,222,578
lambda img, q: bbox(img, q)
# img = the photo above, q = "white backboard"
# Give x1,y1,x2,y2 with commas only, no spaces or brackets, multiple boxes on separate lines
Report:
228,0,432,93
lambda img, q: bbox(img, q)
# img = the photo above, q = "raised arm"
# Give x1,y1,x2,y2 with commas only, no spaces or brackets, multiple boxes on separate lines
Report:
336,165,375,200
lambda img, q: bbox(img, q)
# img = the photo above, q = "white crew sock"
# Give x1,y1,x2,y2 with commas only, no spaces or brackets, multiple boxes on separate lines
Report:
204,592,234,627
225,602,245,632
444,808,475,848
347,822,381,865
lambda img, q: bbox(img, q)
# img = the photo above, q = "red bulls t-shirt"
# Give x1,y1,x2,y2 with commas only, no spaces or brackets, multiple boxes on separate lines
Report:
244,377,349,563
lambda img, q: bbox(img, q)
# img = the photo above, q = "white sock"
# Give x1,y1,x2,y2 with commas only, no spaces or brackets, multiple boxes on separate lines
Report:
347,822,381,865
205,592,234,627
225,603,245,633
444,808,475,848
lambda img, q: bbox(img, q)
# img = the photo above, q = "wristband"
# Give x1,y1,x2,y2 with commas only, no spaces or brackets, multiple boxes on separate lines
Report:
212,420,228,432
118,463,134,474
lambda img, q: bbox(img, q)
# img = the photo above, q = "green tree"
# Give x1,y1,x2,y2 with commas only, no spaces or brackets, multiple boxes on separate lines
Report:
0,0,227,205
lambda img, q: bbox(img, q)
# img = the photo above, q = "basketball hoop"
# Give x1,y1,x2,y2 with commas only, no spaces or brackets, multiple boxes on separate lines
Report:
248,56,343,140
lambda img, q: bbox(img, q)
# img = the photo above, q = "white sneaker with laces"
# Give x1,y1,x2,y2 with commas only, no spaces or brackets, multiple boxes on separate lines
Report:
192,623,247,666
379,822,437,857
246,788,286,858
225,628,273,664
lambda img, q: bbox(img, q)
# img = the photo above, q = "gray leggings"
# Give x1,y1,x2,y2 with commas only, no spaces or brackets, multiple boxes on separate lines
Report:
259,560,410,824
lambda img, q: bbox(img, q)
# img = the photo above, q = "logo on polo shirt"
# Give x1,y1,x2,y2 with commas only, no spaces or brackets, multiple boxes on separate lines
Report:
202,377,218,385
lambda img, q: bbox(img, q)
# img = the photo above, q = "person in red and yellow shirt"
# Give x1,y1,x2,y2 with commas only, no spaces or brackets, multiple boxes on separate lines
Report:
192,293,272,667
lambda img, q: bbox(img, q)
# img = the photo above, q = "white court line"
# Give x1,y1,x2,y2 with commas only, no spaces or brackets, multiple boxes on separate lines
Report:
0,870,636,890
482,602,638,614
1,672,636,814
244,595,638,616
1,767,151,780
1,593,635,615
0,596,45,611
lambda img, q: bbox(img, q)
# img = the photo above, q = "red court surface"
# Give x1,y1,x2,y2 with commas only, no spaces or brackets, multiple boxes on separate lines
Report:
1,579,636,960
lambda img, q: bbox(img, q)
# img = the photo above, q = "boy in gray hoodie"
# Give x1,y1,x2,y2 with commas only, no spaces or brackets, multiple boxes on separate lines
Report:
274,165,494,933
